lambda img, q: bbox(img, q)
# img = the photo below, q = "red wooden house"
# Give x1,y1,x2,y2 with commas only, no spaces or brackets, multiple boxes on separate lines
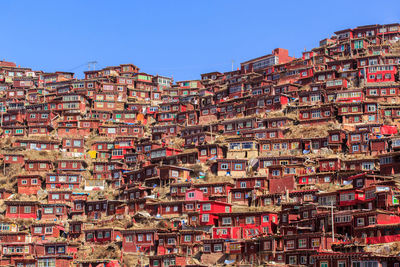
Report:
363,64,397,84
197,143,226,163
45,173,81,190
55,159,87,172
77,119,101,136
15,175,42,195
98,124,144,137
2,125,27,137
216,159,248,177
24,159,53,173
40,203,70,220
31,222,64,241
26,110,55,126
177,229,205,256
5,200,38,219
3,153,24,165
85,200,122,219
61,138,85,153
216,211,278,236
47,190,72,204
327,129,347,152
84,227,122,244
187,195,232,227
121,228,161,253
14,139,60,151
192,182,234,203
2,110,26,126
298,104,335,124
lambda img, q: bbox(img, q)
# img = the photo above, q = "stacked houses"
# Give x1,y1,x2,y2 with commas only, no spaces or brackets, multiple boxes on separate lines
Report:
0,24,400,266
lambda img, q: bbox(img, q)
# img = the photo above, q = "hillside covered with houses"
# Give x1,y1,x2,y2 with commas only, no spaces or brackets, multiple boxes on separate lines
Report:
0,23,400,267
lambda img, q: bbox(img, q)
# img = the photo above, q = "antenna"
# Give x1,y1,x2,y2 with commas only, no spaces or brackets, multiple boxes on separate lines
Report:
88,61,98,71
232,60,234,71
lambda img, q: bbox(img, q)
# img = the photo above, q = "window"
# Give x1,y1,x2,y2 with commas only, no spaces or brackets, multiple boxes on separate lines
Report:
97,232,103,239
201,214,209,222
298,238,307,248
202,204,211,211
214,186,223,193
357,218,365,226
367,104,376,112
246,216,255,224
311,238,320,248
272,170,280,176
362,162,373,170
137,234,143,241
234,164,242,170
289,256,297,264
368,216,376,225
234,192,241,199
352,261,378,267
188,192,195,198
200,187,208,193
214,244,222,252
222,217,232,225
221,163,229,170
312,110,321,118
24,206,31,213
262,215,269,223
184,235,191,242
125,235,133,242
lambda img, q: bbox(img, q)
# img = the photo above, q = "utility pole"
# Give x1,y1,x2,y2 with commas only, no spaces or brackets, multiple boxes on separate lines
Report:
88,61,98,71
331,200,335,242
210,123,213,143
0,104,3,127
232,60,234,71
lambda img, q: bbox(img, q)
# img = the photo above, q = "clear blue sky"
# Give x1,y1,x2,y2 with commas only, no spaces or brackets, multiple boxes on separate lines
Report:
1,0,399,81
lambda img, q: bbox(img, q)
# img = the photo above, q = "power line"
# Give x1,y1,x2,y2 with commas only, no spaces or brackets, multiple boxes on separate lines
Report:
66,62,88,72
